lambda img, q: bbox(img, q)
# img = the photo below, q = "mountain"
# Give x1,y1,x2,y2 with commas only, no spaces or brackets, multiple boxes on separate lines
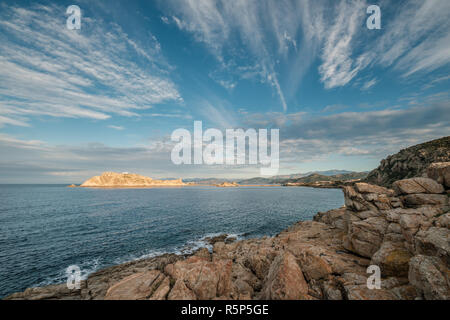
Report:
238,177,278,185
238,171,368,185
183,178,235,185
239,170,367,185
283,171,368,184
365,136,450,187
270,170,355,180
79,172,185,187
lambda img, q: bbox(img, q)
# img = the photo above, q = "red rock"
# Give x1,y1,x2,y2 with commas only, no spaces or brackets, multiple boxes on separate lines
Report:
105,270,163,300
167,280,196,300
427,162,450,188
261,251,308,300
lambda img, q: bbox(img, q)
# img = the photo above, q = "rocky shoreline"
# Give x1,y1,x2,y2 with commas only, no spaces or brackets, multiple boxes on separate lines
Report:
5,162,449,300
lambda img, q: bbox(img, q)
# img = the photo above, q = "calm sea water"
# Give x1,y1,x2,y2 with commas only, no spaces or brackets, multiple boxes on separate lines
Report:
0,185,343,298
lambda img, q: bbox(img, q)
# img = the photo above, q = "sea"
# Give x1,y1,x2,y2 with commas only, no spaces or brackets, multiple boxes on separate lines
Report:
0,185,344,298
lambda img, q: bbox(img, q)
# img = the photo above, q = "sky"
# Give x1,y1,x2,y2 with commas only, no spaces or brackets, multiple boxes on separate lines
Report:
0,0,449,183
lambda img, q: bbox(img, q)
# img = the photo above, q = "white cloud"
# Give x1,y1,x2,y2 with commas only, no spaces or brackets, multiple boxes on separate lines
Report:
318,0,367,89
0,115,29,128
164,0,289,111
163,0,450,94
361,78,377,91
108,125,125,131
355,0,450,82
0,4,182,127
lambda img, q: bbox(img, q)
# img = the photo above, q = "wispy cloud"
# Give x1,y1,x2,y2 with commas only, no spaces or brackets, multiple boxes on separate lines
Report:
162,0,450,96
318,0,367,89
163,0,290,111
108,125,125,131
280,100,450,162
317,0,450,88
361,78,377,91
0,4,182,127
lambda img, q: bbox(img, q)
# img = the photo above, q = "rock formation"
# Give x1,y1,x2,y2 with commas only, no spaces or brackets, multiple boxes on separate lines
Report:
79,172,185,187
365,136,450,187
6,162,449,300
5,143,450,302
214,182,239,187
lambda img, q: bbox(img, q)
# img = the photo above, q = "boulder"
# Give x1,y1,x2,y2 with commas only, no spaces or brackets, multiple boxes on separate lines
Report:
399,213,424,243
148,276,170,300
343,210,362,232
4,283,84,300
414,227,450,265
408,255,450,300
345,286,399,300
245,247,277,280
354,183,394,196
401,194,448,207
345,217,388,258
167,280,197,300
393,177,444,195
435,213,450,229
322,281,343,300
313,207,346,230
261,251,308,300
164,256,233,300
427,162,450,188
231,263,260,295
371,242,412,277
386,223,402,234
354,210,380,220
294,246,333,281
338,272,399,300
104,270,164,300
343,186,378,212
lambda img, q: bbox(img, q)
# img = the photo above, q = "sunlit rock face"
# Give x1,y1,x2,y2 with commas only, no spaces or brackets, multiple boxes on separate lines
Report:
80,172,185,187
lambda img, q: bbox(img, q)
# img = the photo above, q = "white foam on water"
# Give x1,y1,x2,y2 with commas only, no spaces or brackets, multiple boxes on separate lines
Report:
31,231,247,288
34,256,102,288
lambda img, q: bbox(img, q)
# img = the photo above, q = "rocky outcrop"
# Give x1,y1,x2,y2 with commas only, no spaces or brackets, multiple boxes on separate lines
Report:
365,136,450,187
79,172,185,187
105,270,168,300
214,182,239,187
408,255,450,300
5,163,449,301
428,162,450,189
261,251,309,300
316,163,449,300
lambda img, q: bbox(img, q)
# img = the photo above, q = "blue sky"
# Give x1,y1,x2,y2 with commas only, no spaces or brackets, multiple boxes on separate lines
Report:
0,0,449,183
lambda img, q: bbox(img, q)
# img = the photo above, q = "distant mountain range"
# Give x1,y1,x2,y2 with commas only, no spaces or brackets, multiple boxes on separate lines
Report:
270,169,355,180
184,170,368,185
182,178,237,185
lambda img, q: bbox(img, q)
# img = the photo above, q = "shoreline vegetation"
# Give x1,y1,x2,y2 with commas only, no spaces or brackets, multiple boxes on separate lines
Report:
5,137,450,300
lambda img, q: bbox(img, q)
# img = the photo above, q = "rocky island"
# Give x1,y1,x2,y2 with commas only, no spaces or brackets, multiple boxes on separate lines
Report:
214,182,239,187
78,172,186,188
5,138,450,300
